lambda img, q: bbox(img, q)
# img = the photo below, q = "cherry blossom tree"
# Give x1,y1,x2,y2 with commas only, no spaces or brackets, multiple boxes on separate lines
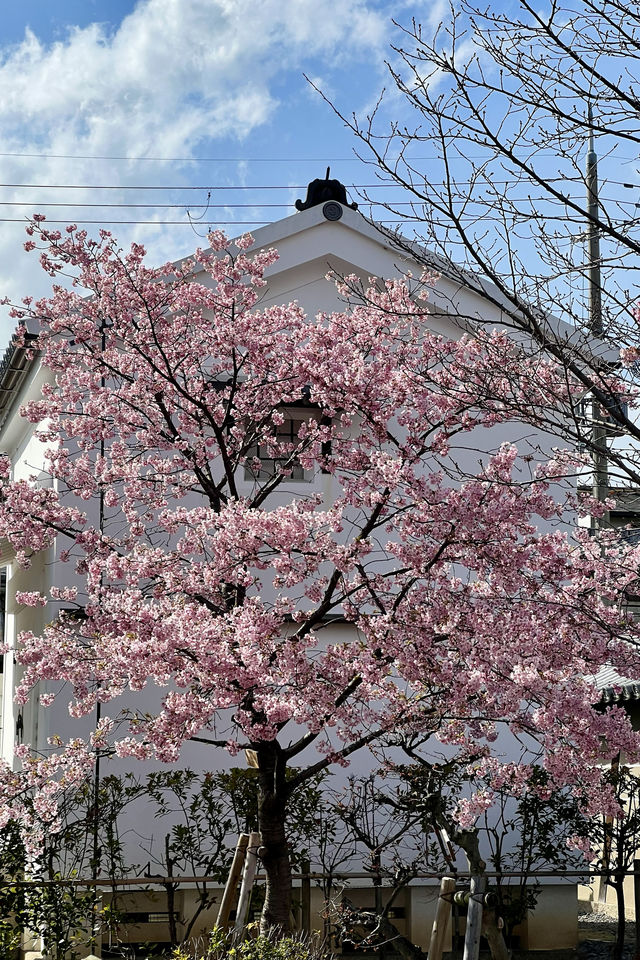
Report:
1,220,640,929
320,0,640,487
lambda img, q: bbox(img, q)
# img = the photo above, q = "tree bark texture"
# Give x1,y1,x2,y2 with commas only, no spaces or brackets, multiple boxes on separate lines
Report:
482,910,510,960
257,741,292,933
340,907,429,960
613,879,626,960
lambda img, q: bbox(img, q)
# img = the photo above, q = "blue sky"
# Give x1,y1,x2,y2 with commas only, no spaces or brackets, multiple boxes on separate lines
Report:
0,0,446,346
2,2,136,43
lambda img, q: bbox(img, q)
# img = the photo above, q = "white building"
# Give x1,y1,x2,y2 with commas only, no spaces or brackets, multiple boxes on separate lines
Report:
0,189,582,956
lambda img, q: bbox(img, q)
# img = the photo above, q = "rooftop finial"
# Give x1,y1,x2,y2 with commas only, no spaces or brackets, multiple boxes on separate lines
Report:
295,170,358,212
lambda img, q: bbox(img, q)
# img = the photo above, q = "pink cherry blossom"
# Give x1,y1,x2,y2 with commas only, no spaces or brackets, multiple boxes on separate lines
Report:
1,219,639,927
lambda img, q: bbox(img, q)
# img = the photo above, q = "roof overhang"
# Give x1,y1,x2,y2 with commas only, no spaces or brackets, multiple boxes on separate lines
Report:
0,329,38,433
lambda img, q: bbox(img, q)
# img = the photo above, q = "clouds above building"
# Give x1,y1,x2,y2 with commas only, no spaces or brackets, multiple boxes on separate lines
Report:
0,0,419,342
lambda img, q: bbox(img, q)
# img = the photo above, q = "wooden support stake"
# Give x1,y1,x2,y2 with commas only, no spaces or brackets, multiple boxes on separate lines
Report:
217,834,249,929
428,876,455,960
463,876,486,960
301,858,311,933
234,831,261,936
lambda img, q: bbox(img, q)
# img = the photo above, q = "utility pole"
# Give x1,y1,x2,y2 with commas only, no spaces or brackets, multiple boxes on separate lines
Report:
586,105,602,340
90,321,107,957
586,104,610,529
587,109,618,912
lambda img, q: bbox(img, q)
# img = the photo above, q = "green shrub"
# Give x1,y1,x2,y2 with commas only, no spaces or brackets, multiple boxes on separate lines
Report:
173,926,331,960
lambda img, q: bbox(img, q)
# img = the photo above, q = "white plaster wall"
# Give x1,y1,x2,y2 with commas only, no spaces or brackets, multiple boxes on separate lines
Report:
1,206,581,952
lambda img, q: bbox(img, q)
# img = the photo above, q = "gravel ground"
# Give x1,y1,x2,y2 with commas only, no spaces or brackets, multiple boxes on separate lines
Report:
444,912,640,960
575,912,638,960
494,912,640,960
579,910,636,938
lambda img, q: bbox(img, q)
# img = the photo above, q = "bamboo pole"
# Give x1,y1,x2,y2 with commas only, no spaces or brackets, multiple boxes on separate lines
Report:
234,831,260,935
428,876,455,960
217,834,249,929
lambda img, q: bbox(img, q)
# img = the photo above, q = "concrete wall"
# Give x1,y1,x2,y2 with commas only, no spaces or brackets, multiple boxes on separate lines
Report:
20,879,578,956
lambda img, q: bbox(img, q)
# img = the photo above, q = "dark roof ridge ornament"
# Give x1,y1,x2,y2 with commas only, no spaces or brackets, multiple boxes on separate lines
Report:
295,167,358,220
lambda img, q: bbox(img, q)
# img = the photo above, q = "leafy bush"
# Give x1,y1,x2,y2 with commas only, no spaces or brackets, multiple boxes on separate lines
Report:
172,927,332,960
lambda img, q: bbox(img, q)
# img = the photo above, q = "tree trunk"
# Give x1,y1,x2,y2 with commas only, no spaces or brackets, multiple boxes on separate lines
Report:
482,910,510,960
613,879,626,960
340,906,429,960
257,741,292,933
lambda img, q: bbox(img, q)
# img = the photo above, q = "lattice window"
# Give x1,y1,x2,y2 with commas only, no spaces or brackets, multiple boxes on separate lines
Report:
244,406,325,482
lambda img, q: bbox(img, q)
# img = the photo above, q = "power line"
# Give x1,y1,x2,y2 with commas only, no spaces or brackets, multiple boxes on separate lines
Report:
2,153,367,162
0,182,389,191
0,217,423,225
0,201,291,209
0,180,634,194
0,200,426,209
0,196,633,214
0,152,391,163
0,218,272,225
0,196,632,212
0,149,638,164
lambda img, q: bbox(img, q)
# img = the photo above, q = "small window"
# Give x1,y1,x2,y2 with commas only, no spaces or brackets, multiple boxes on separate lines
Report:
244,407,326,482
121,910,171,924
245,416,307,481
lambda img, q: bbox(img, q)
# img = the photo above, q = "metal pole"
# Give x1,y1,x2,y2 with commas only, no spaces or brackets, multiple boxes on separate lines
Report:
586,104,609,529
586,104,602,339
90,320,108,957
463,875,486,960
90,701,102,957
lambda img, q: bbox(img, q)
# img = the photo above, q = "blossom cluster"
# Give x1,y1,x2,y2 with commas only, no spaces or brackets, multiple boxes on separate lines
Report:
0,222,639,836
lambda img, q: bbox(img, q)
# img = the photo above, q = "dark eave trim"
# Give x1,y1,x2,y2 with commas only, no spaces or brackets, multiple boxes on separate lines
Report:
0,331,39,433
600,683,640,705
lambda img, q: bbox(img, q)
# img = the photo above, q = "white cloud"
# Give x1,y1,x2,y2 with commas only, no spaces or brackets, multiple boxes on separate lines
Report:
0,0,395,343
0,0,390,155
